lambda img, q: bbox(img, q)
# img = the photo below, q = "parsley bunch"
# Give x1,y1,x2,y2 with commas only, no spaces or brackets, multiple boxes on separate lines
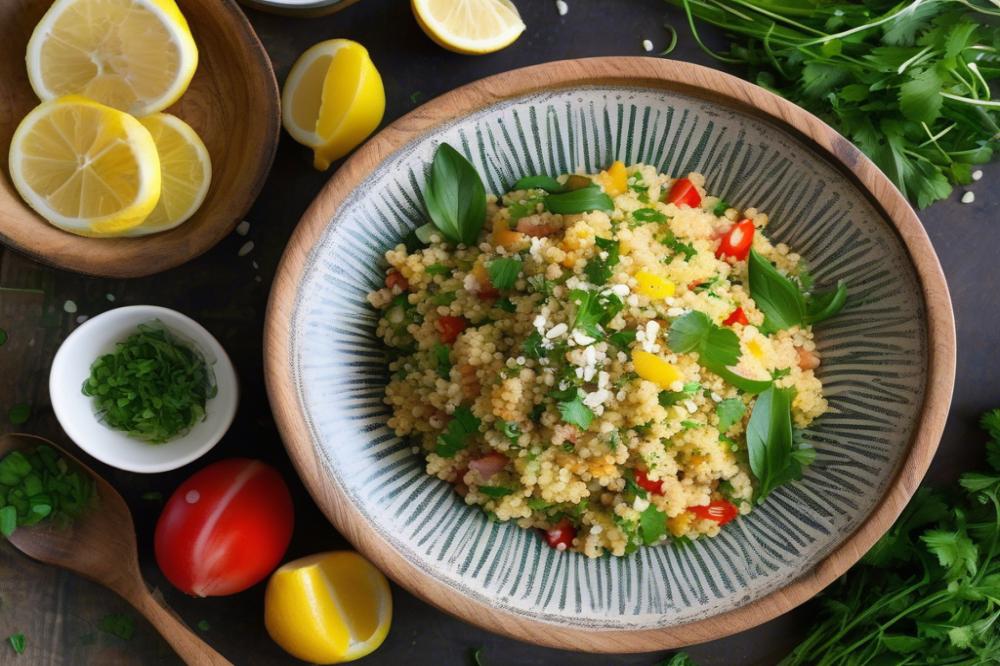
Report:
82,324,216,443
784,410,1000,665
672,0,1000,208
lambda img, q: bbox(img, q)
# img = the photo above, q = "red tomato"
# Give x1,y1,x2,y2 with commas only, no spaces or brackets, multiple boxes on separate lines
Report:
665,178,701,208
689,500,739,526
716,218,755,261
155,459,294,597
723,307,749,327
543,518,576,550
436,316,468,344
634,469,664,495
385,271,408,291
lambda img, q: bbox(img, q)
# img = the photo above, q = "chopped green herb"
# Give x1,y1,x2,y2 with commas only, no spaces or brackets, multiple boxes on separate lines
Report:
526,498,550,511
584,237,621,285
507,192,546,223
432,344,452,379
425,263,450,276
660,651,697,666
0,329,7,346
557,393,594,430
569,289,622,339
429,291,457,306
639,504,667,545
478,486,513,498
608,329,636,350
82,323,216,443
631,207,668,224
716,398,746,433
498,420,521,444
423,143,487,246
494,298,516,313
487,257,522,290
660,231,697,261
8,404,30,426
526,275,554,298
0,446,94,538
472,647,486,666
522,331,545,360
512,175,564,193
435,407,480,458
140,491,163,502
669,311,772,394
712,199,730,216
99,613,135,641
196,620,210,632
7,633,24,655
681,419,703,430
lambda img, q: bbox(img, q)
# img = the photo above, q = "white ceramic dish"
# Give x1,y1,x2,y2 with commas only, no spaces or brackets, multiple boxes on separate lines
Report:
49,306,238,473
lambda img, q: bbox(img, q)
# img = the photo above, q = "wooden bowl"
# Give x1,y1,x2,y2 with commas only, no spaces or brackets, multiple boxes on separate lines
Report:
264,58,956,651
0,0,280,278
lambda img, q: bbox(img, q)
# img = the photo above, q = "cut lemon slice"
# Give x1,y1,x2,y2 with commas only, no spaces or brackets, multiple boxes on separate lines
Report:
26,0,198,116
281,39,385,171
8,96,161,237
264,551,392,664
127,113,211,236
412,0,526,55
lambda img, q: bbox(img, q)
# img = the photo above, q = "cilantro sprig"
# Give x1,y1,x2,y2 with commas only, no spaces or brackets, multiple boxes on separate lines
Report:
673,0,999,208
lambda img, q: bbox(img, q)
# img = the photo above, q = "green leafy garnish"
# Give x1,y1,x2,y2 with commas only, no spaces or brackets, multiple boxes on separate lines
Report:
543,186,615,214
608,329,636,350
478,486,513,498
569,289,622,339
749,250,847,332
99,613,135,641
557,393,594,430
512,175,564,193
196,620,210,632
0,446,94,538
487,257,522,290
659,653,697,666
7,633,24,655
660,231,697,261
498,420,521,444
522,331,545,360
669,311,774,395
0,329,7,346
432,344,452,379
425,263,450,276
639,504,667,545
712,199,730,216
672,0,999,208
584,237,621,285
423,143,486,245
7,404,30,426
716,398,746,432
507,192,545,223
632,207,668,224
746,386,810,501
81,324,216,443
435,407,480,458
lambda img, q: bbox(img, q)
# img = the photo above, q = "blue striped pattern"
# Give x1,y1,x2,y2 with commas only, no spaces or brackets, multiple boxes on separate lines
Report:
288,87,926,627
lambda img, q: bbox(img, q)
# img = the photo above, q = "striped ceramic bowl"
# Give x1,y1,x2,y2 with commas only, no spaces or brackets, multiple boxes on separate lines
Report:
264,58,955,651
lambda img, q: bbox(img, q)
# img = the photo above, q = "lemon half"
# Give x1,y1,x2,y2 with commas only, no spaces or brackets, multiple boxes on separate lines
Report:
26,0,198,116
412,0,526,55
9,96,161,237
128,113,211,236
281,39,385,171
265,551,392,664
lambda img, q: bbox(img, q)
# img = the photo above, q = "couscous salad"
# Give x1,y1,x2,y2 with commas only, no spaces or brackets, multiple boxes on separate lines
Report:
368,144,847,557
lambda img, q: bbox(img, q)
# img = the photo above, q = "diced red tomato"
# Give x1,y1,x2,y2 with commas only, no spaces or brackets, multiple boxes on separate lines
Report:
665,178,701,208
723,307,749,327
385,271,408,291
689,500,739,526
543,518,577,550
634,469,665,495
436,316,468,344
716,218,755,261
468,452,508,481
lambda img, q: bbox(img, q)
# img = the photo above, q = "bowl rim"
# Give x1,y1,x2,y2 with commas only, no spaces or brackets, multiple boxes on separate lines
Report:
263,56,956,652
0,0,280,278
49,305,239,473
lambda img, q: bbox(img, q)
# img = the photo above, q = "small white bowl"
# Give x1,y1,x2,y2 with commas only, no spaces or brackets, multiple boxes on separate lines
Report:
50,306,238,473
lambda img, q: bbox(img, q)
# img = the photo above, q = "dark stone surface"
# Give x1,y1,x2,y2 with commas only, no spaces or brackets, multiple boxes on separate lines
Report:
0,0,996,664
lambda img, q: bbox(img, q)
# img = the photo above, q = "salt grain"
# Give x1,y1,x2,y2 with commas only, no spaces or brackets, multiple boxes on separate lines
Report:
642,39,654,52
555,0,568,15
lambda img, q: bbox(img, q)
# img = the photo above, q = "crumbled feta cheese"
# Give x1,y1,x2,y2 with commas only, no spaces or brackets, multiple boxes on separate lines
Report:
598,251,609,260
590,524,603,535
684,399,698,413
598,371,610,390
546,323,568,339
972,170,983,181
533,313,547,333
627,294,640,307
711,392,722,403
609,284,630,298
463,273,480,292
669,380,684,392
617,351,628,363
583,389,610,409
573,329,596,346
529,237,545,260
556,0,568,16
961,191,975,204
642,39,654,52
666,307,688,317
634,497,650,511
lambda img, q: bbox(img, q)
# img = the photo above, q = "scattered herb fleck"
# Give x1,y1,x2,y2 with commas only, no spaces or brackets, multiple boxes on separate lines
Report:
7,404,30,426
7,633,24,655
98,613,135,641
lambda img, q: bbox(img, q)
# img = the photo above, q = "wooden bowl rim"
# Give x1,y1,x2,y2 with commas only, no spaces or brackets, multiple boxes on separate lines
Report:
0,0,280,278
263,56,956,652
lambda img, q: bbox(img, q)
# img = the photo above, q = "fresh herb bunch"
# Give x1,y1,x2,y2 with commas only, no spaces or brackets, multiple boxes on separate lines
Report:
0,445,94,538
671,0,1000,207
784,409,1000,665
82,324,216,444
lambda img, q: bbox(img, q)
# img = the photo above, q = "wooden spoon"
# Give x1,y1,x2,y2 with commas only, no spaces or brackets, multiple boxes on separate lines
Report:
0,433,231,666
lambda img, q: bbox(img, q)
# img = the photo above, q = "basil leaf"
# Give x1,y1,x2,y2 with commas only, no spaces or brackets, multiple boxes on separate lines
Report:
478,485,513,498
513,175,564,193
639,504,667,545
705,362,773,395
717,398,746,432
748,250,806,332
543,187,614,215
746,386,796,501
435,406,480,457
557,393,594,430
423,143,487,246
487,257,522,290
805,281,848,324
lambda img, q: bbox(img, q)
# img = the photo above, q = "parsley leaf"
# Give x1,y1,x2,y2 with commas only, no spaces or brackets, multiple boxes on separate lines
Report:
435,407,480,458
717,398,746,432
639,504,667,545
7,633,25,655
660,231,697,261
557,393,594,430
608,329,636,350
478,486,513,498
584,237,621,285
669,311,771,394
522,331,545,360
432,343,452,378
921,529,979,581
632,208,668,224
498,420,521,444
99,613,135,641
487,257,522,291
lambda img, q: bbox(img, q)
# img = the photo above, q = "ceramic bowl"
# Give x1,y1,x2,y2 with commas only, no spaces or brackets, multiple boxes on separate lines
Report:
237,0,359,16
0,0,279,278
264,58,956,651
50,306,238,474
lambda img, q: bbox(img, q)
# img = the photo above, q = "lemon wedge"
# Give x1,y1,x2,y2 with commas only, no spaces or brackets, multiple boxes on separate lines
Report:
26,0,198,116
265,551,392,664
281,39,385,171
8,96,161,237
412,0,526,55
126,113,211,236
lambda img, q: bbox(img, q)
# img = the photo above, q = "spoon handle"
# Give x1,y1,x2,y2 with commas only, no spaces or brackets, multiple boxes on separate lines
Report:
128,586,233,666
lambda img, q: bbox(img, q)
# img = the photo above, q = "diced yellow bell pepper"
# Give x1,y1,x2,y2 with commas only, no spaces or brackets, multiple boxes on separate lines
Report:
746,339,764,360
668,512,693,537
634,271,676,299
597,160,628,197
632,349,683,388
